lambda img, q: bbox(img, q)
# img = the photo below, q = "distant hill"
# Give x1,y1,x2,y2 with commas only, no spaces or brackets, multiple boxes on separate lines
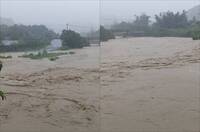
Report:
0,17,15,26
187,5,200,21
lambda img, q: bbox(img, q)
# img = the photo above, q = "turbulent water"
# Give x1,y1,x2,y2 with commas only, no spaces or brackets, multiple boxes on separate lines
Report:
0,37,199,132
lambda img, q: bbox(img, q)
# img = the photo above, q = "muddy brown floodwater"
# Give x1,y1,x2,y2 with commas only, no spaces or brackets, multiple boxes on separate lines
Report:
0,37,200,132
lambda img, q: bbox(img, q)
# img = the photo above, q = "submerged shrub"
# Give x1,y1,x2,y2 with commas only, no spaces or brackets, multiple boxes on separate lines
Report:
0,55,12,59
0,61,5,100
192,31,200,40
0,91,6,100
19,50,69,60
49,56,59,61
69,51,75,54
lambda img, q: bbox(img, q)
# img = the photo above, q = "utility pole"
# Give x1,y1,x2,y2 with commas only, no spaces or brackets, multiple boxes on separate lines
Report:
66,24,69,30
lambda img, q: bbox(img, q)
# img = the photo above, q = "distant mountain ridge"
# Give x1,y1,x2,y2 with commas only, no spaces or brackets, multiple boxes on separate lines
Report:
0,17,15,26
187,5,200,21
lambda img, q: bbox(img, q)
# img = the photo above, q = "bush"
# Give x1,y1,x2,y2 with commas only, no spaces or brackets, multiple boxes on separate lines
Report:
190,23,200,40
0,55,12,59
192,32,200,40
19,50,69,60
49,56,59,61
0,91,6,100
0,39,50,52
60,30,89,49
0,24,58,52
0,61,2,71
69,51,75,55
100,26,115,42
0,61,6,100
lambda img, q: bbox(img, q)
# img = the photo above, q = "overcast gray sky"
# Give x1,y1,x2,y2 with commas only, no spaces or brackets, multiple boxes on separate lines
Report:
101,0,200,24
1,0,200,32
0,0,100,33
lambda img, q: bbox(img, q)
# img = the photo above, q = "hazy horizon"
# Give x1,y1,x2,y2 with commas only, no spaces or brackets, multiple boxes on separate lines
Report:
0,0,200,33
0,0,100,33
101,0,200,25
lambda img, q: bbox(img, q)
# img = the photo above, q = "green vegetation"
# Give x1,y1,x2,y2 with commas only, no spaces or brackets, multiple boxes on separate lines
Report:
1,10,199,54
192,31,200,40
86,30,100,44
154,11,189,28
0,91,6,100
111,14,151,37
0,61,2,71
69,51,75,54
0,55,12,59
0,61,6,100
100,26,115,42
60,30,89,49
49,56,59,61
19,50,71,61
0,25,91,52
111,11,200,40
0,24,58,52
190,22,200,40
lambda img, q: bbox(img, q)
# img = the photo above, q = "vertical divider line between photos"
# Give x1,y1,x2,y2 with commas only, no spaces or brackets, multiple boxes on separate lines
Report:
198,1,200,132
98,0,102,131
198,1,200,131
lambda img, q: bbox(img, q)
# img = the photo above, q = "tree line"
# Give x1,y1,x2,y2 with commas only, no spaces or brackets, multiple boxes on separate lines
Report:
0,24,58,52
110,10,200,39
0,24,90,52
1,10,200,53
